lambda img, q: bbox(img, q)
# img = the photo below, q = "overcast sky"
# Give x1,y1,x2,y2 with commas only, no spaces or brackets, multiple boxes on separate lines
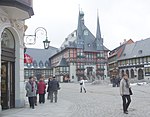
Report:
25,0,150,50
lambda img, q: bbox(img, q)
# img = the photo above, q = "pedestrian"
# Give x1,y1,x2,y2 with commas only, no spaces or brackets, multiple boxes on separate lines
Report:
25,76,37,109
49,76,60,103
33,76,38,106
47,77,52,100
79,77,86,93
38,78,46,104
112,76,116,87
116,75,120,87
120,73,131,114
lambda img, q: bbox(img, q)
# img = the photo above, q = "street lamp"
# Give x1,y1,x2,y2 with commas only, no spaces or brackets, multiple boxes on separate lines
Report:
24,27,50,49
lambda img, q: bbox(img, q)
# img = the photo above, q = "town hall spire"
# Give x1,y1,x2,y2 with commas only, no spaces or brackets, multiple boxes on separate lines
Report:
96,10,103,50
76,9,84,48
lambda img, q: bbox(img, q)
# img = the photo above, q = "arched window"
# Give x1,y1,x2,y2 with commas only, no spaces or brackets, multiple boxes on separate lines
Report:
126,69,129,78
1,28,15,49
130,69,134,78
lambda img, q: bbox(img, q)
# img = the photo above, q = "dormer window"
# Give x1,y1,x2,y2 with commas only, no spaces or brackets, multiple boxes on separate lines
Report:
39,61,43,67
45,61,49,67
33,60,37,67
84,29,88,35
138,50,142,54
71,33,74,37
123,53,126,56
65,38,68,41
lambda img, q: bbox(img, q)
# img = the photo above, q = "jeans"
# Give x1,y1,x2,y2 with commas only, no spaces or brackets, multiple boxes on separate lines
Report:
28,97,35,108
122,95,131,112
50,90,58,102
39,94,45,103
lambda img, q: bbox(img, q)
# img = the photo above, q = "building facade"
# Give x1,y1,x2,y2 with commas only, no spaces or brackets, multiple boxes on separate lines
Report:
24,47,58,80
108,39,134,78
118,38,150,81
49,10,109,82
0,0,34,110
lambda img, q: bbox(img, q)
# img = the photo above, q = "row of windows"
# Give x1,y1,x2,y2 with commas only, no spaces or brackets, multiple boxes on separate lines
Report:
119,57,150,66
97,65,104,69
25,60,50,67
55,67,69,72
145,67,150,73
145,67,150,76
51,48,106,67
24,69,52,79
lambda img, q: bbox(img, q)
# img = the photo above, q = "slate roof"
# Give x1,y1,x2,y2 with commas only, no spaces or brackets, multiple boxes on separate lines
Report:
56,58,68,67
59,10,109,52
118,38,150,60
25,46,58,68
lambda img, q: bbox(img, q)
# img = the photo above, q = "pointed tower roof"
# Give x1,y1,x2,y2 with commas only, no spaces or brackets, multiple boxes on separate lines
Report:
76,9,84,48
96,11,104,51
96,11,101,39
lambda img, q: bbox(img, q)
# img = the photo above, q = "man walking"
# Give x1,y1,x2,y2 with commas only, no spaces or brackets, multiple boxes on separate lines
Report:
49,76,60,103
120,73,131,114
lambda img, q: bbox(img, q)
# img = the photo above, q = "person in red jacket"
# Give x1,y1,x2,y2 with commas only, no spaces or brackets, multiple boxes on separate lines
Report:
38,78,46,104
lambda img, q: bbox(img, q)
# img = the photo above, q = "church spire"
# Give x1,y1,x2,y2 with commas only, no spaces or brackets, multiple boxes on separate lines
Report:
76,9,84,48
96,10,103,50
96,10,101,39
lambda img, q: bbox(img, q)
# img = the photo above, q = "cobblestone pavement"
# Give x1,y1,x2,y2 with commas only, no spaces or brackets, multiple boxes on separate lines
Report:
1,82,150,117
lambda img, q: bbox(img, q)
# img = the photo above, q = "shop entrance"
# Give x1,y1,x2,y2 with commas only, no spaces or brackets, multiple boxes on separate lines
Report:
1,28,15,109
1,61,15,109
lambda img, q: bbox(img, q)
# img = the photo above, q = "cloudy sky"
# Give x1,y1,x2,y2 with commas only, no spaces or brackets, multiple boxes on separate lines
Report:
25,0,150,50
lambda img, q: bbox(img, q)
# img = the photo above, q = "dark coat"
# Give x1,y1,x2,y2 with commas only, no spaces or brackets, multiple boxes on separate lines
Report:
38,81,46,94
47,80,52,92
48,79,60,91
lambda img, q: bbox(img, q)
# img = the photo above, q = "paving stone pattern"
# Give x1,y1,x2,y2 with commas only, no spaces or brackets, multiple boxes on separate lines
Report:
1,83,150,117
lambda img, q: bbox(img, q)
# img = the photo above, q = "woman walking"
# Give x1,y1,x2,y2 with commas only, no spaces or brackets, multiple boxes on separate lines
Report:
120,73,131,114
38,78,46,104
25,76,37,109
47,77,52,100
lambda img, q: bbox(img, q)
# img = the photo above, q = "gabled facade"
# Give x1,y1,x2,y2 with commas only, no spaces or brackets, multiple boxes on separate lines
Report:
118,38,150,80
49,10,109,82
0,0,34,111
108,39,134,78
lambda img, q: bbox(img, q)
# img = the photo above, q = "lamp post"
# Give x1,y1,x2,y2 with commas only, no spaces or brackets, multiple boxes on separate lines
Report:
24,27,50,49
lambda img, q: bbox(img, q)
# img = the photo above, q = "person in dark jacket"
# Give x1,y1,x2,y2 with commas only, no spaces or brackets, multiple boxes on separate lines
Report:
48,76,60,103
25,76,37,109
47,77,52,100
33,76,38,106
38,78,46,103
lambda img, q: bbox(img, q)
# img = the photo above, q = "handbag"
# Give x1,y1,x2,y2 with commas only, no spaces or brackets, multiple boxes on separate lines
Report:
80,82,83,85
129,88,133,95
